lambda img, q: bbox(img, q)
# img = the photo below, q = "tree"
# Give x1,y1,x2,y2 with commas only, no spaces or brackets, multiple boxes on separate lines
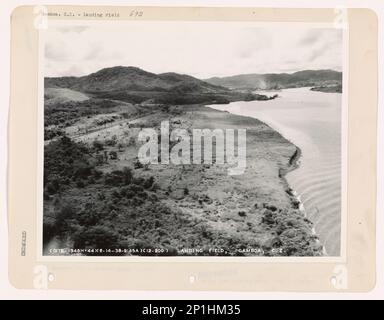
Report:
46,176,60,194
104,168,134,186
96,154,105,165
44,136,93,193
76,179,85,188
122,167,133,185
134,157,144,169
92,140,104,152
109,151,118,160
73,161,92,180
144,176,155,189
105,171,123,186
55,204,76,232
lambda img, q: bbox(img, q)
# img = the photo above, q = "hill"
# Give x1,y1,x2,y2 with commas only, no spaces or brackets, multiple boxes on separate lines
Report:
45,66,271,105
205,70,342,91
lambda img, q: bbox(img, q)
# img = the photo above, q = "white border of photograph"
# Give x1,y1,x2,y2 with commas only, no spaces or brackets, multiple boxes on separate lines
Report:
36,19,349,263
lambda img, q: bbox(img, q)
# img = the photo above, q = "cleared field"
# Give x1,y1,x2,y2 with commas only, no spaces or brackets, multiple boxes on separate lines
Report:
45,88,90,104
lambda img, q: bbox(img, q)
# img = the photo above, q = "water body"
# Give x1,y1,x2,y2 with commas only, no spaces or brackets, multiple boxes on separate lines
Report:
208,87,342,256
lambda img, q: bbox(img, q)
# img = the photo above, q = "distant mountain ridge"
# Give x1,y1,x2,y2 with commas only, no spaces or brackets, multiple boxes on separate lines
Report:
46,66,225,93
45,66,269,105
205,70,342,90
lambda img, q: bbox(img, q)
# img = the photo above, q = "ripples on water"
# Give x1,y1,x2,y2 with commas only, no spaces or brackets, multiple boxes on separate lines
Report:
208,87,342,256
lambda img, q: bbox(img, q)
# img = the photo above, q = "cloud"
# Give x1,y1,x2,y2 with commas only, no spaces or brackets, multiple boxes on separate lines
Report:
306,42,331,63
83,43,103,60
44,23,343,78
45,41,68,61
298,29,324,46
83,42,124,61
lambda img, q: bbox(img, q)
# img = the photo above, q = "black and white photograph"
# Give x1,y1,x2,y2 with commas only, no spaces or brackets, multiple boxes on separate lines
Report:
42,22,345,257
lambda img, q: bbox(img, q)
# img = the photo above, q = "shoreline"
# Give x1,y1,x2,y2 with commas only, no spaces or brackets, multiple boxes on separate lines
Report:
205,103,324,256
280,146,326,256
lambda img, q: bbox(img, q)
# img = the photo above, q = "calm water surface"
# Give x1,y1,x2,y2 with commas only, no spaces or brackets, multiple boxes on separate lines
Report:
208,87,342,256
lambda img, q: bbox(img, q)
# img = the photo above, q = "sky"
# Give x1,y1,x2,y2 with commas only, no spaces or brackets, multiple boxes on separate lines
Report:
44,22,343,79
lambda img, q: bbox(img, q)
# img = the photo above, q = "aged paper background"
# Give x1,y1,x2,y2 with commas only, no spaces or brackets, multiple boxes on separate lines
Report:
8,6,377,291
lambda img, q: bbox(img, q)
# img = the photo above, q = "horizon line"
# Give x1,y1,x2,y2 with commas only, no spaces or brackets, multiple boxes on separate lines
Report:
44,65,343,80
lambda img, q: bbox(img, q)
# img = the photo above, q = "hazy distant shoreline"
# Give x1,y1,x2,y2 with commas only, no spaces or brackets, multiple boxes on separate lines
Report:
310,84,342,93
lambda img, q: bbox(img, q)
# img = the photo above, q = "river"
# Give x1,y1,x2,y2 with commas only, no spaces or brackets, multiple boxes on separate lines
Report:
208,87,343,256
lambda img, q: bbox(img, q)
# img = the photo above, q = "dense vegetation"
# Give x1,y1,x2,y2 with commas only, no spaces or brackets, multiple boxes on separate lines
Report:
88,90,268,105
43,136,321,256
44,98,121,128
43,136,259,256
